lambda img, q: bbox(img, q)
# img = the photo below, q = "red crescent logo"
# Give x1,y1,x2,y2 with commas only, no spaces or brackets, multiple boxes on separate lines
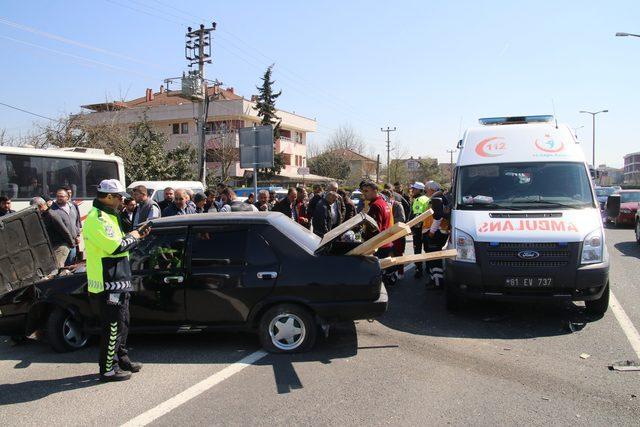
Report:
535,139,564,153
475,137,506,157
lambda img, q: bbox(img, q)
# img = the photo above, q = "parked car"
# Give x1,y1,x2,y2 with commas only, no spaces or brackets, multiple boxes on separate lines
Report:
0,209,387,354
605,190,640,227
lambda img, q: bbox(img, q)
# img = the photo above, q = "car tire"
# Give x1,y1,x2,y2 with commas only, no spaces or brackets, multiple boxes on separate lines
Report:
445,283,464,312
46,307,89,353
635,221,640,244
258,304,317,354
585,282,610,317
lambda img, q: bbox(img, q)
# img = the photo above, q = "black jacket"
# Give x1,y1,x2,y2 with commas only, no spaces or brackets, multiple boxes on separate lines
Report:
312,198,332,238
120,210,135,233
273,198,295,218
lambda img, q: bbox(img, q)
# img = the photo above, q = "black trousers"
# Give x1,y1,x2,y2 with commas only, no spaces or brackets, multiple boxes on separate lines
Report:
91,292,130,374
411,227,426,272
376,246,397,286
423,231,449,286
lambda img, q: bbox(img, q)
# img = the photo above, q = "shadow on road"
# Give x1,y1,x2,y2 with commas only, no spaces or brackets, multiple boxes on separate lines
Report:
378,276,601,340
614,240,640,259
0,322,358,398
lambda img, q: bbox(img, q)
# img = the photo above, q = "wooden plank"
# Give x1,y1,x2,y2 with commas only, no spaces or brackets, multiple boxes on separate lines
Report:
318,212,378,248
346,222,411,256
405,209,433,229
378,249,458,269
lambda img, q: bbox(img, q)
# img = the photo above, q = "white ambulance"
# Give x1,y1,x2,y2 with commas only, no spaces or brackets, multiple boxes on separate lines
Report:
446,115,609,315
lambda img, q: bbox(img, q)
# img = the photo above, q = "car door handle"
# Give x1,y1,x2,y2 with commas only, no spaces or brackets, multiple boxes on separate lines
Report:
163,276,184,284
257,271,278,280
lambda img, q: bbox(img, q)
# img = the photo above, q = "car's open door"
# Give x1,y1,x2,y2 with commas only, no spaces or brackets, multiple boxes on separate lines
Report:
0,207,57,295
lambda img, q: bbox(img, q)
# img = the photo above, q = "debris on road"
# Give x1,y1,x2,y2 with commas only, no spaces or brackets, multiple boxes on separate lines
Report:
568,322,586,332
608,361,640,371
579,353,590,359
541,397,550,401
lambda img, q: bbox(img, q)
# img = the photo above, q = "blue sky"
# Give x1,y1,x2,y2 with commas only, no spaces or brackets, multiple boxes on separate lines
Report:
0,0,638,167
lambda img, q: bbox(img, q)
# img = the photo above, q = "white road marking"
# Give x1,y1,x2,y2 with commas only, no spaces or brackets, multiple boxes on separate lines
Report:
610,291,640,360
121,350,268,427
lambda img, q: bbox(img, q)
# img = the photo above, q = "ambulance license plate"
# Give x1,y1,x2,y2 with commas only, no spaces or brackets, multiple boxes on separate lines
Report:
504,277,553,288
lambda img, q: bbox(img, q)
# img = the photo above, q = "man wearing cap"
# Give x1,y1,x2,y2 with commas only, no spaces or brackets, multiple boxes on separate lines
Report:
409,182,429,278
83,179,150,382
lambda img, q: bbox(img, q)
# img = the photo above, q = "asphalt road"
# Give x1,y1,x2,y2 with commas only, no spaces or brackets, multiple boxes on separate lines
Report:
1,228,639,426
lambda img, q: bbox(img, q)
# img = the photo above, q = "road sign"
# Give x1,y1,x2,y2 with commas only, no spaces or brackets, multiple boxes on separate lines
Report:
297,167,310,176
239,125,274,169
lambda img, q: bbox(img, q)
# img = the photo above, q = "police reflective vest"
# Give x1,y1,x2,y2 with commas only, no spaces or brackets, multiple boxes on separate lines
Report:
83,199,138,294
412,195,429,215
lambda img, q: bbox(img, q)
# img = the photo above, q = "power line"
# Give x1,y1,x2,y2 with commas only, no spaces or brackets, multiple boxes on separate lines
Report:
0,101,57,121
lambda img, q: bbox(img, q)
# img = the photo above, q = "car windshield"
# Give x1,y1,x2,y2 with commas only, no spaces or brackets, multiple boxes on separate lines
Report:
457,162,595,210
620,192,640,203
595,187,615,197
272,214,320,254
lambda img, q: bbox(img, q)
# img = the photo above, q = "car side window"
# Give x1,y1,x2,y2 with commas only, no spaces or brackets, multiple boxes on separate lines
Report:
246,231,278,266
190,227,247,267
130,228,187,272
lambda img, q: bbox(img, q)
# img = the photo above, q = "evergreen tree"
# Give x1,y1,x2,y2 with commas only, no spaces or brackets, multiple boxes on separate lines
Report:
254,64,284,178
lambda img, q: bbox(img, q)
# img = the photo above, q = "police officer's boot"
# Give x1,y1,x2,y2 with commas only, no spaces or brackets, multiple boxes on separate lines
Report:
119,356,143,373
100,368,131,382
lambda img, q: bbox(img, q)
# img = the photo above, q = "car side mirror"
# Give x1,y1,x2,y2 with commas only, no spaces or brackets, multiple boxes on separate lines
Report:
606,194,620,218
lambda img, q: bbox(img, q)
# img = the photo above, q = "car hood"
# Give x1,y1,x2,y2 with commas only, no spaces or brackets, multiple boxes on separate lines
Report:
0,207,58,296
454,208,603,243
316,212,379,253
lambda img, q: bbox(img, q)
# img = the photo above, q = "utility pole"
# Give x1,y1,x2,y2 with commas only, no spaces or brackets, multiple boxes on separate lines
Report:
376,154,380,183
381,126,396,182
185,23,216,186
446,149,456,183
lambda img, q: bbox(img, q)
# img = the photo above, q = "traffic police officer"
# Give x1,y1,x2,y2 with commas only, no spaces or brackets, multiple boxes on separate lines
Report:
84,179,150,382
409,182,429,278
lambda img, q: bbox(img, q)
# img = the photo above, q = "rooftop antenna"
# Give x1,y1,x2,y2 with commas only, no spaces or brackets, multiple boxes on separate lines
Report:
551,99,558,129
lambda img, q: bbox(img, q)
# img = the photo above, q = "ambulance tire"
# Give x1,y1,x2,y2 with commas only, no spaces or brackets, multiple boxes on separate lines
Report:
585,282,609,317
445,282,464,312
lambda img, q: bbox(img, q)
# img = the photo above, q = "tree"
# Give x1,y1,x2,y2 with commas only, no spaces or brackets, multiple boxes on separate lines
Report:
206,130,239,183
308,151,351,181
254,64,284,178
419,157,443,184
327,124,365,154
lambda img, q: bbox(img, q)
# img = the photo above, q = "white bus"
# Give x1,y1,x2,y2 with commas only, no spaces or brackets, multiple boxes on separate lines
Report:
0,146,126,220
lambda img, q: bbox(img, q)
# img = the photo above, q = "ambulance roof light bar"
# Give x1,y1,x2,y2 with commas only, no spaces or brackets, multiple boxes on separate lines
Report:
479,115,554,126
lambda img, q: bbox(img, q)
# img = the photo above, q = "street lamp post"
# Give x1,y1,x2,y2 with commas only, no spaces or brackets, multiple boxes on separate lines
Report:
579,110,608,168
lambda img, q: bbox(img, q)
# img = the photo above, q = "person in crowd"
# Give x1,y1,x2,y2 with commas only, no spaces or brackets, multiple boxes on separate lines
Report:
273,188,298,220
30,197,74,269
312,191,338,238
307,184,323,217
184,189,197,210
338,189,356,221
51,187,81,266
204,189,217,212
326,181,346,224
219,188,258,212
295,186,310,228
360,180,396,285
193,193,207,213
395,182,412,221
408,182,429,278
247,193,255,205
255,189,271,211
162,189,197,216
84,179,149,382
120,197,137,233
386,183,411,221
26,177,46,198
158,187,175,212
0,195,15,217
131,185,161,227
268,190,277,210
382,189,407,279
422,181,450,289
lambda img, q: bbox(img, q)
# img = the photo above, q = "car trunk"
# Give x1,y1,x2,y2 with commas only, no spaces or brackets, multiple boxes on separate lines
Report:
0,207,58,296
314,212,379,256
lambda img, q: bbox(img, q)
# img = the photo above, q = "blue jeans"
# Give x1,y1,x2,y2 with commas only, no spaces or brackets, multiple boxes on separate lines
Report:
65,247,77,266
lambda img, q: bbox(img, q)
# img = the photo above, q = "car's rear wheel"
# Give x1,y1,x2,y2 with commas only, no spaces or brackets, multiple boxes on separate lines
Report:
585,282,610,317
258,304,317,353
46,307,88,352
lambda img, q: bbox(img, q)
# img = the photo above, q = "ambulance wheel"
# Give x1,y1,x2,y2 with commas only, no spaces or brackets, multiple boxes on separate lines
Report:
585,283,609,317
47,307,89,352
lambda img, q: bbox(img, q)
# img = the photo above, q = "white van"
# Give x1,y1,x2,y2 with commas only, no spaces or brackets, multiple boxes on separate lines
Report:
127,181,205,202
446,115,609,315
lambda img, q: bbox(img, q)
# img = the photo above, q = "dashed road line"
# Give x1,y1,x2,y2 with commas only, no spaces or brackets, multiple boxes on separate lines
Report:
121,350,268,427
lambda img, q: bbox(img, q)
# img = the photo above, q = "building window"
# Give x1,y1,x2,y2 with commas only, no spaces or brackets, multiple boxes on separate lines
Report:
181,123,189,134
172,123,180,134
282,153,292,165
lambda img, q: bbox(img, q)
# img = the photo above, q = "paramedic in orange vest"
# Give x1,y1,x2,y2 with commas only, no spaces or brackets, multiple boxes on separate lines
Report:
422,181,450,289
